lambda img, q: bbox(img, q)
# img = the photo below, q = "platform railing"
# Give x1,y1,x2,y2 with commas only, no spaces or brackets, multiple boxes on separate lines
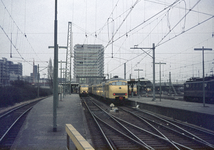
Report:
65,124,94,150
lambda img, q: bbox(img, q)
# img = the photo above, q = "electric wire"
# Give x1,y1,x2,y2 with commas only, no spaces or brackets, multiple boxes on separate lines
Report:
157,15,214,47
0,25,32,66
0,0,46,65
156,0,201,47
106,0,181,47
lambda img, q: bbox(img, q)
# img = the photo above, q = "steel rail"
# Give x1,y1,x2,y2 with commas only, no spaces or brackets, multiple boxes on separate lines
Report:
82,100,114,150
111,113,193,150
93,112,150,149
123,109,201,148
91,100,153,150
84,98,151,149
0,103,32,119
120,107,180,150
132,107,214,148
0,107,32,143
150,109,214,136
90,98,192,149
0,98,43,119
138,113,214,148
87,97,195,149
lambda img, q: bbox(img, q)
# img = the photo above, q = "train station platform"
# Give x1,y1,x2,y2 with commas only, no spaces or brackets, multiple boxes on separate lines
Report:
128,96,214,131
11,94,91,150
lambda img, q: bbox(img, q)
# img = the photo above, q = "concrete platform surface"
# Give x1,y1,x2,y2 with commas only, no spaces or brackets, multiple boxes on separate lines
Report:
128,96,214,115
11,94,91,150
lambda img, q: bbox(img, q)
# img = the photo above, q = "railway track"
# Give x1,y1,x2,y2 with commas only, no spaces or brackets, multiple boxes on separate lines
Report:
82,96,214,150
0,99,42,149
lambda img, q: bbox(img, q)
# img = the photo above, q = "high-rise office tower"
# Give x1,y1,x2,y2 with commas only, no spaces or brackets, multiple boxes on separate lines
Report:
74,44,104,84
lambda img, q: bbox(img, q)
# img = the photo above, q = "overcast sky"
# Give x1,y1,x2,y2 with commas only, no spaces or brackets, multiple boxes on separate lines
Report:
0,0,214,82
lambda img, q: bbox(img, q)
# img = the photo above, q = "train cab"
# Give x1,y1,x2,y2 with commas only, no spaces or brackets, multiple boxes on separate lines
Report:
79,84,89,97
105,78,128,103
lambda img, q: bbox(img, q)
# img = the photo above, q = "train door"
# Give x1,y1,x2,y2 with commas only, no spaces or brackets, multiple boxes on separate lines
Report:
102,83,105,97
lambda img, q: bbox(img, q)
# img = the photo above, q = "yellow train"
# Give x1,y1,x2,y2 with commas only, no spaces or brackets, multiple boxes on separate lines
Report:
79,84,89,97
89,77,128,104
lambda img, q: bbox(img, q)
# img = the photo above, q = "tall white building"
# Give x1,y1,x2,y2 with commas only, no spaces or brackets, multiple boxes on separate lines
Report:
74,44,104,84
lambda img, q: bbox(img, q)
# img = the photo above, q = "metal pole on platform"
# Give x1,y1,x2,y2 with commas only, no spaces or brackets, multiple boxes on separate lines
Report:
124,63,126,79
152,43,155,101
37,64,40,98
131,43,156,101
134,69,143,98
53,0,58,132
155,62,166,101
194,46,212,107
60,60,62,102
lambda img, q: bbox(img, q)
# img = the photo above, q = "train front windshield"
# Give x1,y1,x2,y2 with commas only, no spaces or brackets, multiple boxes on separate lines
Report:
110,82,127,85
81,85,88,87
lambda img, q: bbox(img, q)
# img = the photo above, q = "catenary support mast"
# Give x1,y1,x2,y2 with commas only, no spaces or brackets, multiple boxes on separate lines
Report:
194,46,212,107
66,22,73,94
53,0,58,132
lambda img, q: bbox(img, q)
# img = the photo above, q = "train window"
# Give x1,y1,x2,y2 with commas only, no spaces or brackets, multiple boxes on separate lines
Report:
81,85,88,87
111,82,127,85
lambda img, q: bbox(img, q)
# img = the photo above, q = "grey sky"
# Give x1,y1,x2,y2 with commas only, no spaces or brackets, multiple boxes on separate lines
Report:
0,0,214,82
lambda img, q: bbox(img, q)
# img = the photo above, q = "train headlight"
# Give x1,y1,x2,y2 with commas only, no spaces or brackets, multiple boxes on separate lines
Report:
113,93,116,96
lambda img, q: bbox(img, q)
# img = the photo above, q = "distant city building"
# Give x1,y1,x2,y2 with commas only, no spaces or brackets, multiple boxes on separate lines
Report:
0,57,22,85
74,44,104,84
31,65,38,84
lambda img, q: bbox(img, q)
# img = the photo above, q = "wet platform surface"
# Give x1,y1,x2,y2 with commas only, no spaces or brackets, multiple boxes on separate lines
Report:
11,94,91,150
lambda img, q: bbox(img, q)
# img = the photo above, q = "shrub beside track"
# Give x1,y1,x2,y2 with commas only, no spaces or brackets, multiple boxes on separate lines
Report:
0,80,52,107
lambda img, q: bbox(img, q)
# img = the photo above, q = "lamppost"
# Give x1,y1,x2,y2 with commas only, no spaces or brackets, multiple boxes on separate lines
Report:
194,46,212,107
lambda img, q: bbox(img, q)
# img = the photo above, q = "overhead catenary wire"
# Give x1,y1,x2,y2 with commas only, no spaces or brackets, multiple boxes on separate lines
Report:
0,0,46,65
72,1,212,80
0,25,32,66
70,1,142,76
102,0,182,57
157,15,214,47
1,0,212,79
156,0,201,47
115,0,212,79
105,0,140,49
